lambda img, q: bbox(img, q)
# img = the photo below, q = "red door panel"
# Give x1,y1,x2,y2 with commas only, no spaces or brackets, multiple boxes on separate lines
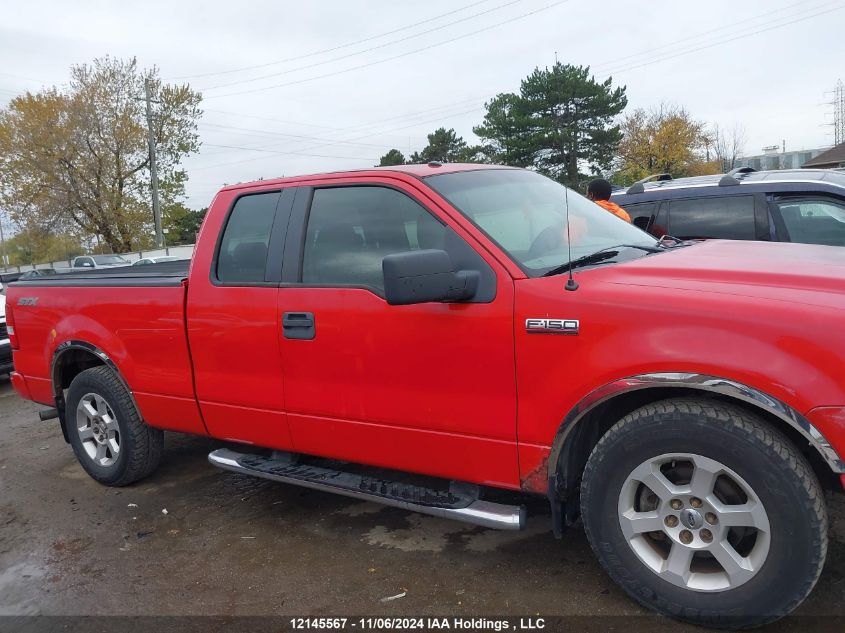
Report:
277,179,519,488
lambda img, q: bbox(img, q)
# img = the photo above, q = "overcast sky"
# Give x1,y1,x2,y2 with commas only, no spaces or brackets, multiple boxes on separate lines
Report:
2,0,844,209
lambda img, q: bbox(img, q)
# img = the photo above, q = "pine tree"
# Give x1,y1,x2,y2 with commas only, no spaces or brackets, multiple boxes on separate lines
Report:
474,63,627,187
378,148,406,166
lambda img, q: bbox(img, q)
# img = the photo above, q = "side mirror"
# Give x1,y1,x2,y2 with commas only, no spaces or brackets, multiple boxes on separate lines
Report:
383,249,479,306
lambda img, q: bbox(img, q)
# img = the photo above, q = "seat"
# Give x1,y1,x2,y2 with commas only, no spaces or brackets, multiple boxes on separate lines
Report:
306,222,365,284
228,241,268,281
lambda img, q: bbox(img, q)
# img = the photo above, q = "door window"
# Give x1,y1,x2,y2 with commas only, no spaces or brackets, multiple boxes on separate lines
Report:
622,202,659,232
301,186,451,292
216,192,280,283
667,196,756,240
775,199,845,246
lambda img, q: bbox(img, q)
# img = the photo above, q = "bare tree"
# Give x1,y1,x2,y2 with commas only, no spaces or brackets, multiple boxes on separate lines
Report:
711,123,747,172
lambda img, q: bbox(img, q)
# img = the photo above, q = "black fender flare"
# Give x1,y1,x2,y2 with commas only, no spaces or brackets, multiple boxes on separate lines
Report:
51,340,140,441
545,372,844,536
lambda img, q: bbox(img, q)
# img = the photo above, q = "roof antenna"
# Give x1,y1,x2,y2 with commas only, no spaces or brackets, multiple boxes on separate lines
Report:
563,183,579,291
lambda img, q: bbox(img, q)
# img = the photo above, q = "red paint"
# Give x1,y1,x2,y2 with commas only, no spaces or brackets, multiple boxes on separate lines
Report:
10,372,31,401
7,164,845,493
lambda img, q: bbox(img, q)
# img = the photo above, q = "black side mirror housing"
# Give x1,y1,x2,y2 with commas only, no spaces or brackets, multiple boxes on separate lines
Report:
383,249,480,306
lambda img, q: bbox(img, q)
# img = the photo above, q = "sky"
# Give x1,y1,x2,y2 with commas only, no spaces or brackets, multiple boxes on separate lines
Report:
1,0,844,210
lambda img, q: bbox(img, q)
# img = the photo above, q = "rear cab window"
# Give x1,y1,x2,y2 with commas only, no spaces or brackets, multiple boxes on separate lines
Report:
215,192,281,283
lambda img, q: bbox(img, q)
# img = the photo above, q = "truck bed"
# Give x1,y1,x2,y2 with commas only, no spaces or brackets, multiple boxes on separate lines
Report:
10,260,190,287
7,259,204,435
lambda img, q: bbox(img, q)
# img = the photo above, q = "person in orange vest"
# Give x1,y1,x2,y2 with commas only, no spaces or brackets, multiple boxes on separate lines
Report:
587,178,631,223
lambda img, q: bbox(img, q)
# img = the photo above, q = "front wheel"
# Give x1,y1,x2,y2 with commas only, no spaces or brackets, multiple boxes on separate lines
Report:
580,398,828,629
66,366,163,486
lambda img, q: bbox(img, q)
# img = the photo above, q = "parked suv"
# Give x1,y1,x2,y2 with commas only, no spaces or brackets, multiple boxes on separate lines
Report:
611,168,845,246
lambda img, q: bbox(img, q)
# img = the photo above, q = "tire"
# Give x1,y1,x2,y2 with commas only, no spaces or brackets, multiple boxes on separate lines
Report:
65,366,163,486
579,398,827,629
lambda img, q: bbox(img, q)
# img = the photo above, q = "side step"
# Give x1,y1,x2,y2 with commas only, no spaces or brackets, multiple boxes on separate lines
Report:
208,448,525,531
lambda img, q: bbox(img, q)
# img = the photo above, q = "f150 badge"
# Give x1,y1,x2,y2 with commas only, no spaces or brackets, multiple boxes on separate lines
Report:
525,318,579,335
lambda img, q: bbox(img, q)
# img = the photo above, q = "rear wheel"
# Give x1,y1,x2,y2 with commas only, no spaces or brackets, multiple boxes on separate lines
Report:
580,398,827,629
66,366,163,486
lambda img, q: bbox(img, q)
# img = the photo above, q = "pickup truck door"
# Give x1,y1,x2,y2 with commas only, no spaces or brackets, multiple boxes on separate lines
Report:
277,179,519,489
186,187,295,450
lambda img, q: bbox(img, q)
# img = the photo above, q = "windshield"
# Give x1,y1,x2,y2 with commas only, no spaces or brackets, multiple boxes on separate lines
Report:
426,169,658,276
93,255,129,265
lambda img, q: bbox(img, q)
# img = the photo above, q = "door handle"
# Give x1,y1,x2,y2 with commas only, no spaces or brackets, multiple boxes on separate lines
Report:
282,312,315,340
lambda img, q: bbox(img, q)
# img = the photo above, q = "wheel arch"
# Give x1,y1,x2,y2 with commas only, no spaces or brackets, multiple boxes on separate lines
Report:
549,373,843,528
51,340,140,442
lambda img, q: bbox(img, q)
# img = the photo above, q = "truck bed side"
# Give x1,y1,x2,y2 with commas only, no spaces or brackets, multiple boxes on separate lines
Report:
7,264,206,435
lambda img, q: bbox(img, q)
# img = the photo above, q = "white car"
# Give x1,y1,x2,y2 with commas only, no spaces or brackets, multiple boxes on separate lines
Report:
0,288,11,375
72,254,131,269
132,256,181,266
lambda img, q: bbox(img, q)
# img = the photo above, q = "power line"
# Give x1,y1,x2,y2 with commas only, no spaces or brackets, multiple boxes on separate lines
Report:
204,0,571,100
167,0,494,80
591,0,834,71
188,147,379,171
289,0,841,153
596,2,845,76
198,95,486,159
187,1,842,183
203,107,351,131
200,0,525,92
188,105,483,173
199,122,418,149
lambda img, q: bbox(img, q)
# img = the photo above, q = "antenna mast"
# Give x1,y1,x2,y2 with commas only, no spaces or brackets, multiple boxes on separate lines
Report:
563,185,578,292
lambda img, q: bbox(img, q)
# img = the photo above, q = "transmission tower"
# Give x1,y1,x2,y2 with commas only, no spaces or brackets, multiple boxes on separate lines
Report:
835,79,845,146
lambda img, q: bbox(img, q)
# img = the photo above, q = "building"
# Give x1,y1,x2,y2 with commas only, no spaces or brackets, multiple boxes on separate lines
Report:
736,146,825,171
801,142,845,169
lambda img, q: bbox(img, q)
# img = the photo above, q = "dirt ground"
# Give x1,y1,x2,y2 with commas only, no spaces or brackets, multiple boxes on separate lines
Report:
1,374,843,632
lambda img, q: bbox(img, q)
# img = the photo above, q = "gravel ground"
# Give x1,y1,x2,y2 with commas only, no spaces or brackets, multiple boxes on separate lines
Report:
0,374,843,631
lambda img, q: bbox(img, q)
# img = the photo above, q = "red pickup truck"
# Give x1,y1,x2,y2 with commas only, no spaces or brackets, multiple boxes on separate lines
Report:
6,164,845,626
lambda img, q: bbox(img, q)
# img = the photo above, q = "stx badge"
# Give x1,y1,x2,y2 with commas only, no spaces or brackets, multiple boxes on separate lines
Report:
525,318,579,335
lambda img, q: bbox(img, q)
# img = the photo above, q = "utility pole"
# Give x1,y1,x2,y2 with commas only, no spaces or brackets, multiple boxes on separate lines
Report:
144,78,164,248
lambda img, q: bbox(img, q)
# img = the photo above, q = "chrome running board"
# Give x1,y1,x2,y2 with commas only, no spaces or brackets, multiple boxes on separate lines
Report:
208,448,525,531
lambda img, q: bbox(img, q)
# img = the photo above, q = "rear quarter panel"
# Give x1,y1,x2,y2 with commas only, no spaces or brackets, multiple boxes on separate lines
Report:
8,284,205,434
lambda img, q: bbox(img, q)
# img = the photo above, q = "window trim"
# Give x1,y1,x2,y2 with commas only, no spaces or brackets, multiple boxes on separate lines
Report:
285,181,495,302
209,188,295,288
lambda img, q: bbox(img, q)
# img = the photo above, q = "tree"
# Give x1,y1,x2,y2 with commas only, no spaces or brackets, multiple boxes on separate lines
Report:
163,203,206,245
615,103,718,182
0,56,202,253
711,122,747,172
409,127,479,163
3,227,84,266
378,148,406,166
473,93,531,166
474,63,627,186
